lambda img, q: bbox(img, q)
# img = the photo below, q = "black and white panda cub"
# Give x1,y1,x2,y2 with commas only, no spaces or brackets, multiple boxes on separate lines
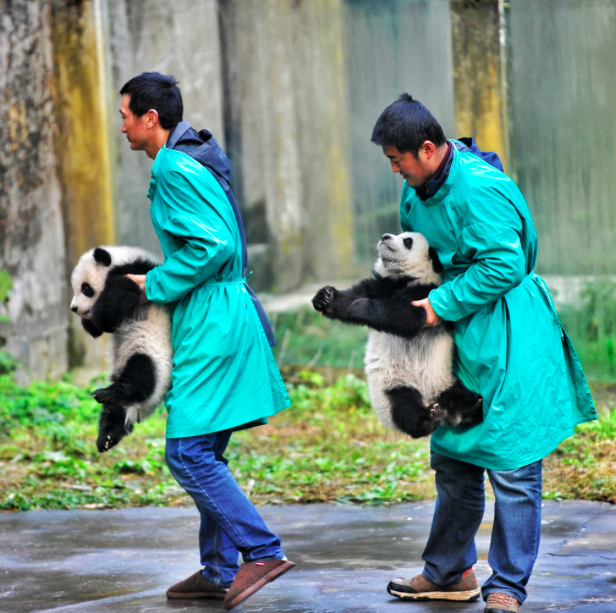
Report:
70,246,172,452
312,232,482,438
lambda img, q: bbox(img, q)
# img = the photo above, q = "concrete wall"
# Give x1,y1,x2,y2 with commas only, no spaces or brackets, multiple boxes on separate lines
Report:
342,0,456,264
103,0,225,257
0,1,68,381
508,0,616,277
7,0,591,380
220,0,356,292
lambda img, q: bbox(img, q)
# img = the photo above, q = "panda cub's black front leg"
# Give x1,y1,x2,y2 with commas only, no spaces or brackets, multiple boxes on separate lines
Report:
312,286,366,322
312,285,426,337
92,354,156,407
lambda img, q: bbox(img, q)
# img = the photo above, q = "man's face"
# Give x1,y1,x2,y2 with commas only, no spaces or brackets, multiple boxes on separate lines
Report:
382,144,433,187
120,95,149,151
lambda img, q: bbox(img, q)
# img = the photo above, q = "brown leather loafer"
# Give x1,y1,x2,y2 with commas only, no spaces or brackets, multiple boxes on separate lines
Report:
166,569,228,599
223,558,295,610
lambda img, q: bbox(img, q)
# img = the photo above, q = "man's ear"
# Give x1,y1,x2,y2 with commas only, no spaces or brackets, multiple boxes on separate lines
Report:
93,247,112,267
422,140,437,160
146,108,160,128
428,247,443,273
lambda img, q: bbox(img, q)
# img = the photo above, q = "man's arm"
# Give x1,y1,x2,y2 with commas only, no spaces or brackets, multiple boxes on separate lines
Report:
428,221,526,322
145,169,235,305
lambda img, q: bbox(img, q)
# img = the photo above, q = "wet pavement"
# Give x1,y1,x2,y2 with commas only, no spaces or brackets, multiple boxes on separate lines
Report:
1,501,615,613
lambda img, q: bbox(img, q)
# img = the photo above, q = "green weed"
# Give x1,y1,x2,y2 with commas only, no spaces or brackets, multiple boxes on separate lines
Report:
0,365,615,510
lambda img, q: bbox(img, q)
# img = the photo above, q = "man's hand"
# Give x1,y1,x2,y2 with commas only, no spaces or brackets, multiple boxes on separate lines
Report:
124,274,149,304
412,297,441,327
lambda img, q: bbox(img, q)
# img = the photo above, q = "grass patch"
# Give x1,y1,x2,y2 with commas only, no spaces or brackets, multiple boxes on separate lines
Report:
0,371,432,510
543,403,616,502
0,365,614,511
557,279,616,381
270,307,367,371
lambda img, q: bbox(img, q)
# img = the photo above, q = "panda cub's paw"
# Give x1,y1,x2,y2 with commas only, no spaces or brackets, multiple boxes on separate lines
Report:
96,405,133,453
312,286,335,313
92,386,117,405
429,403,444,420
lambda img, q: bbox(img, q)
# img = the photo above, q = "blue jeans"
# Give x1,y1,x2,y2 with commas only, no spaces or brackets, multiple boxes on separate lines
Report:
422,452,542,604
165,432,285,589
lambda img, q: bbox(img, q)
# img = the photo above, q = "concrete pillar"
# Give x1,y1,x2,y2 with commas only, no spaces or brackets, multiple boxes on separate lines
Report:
0,1,69,381
285,0,356,284
450,0,509,172
51,0,115,266
51,0,115,374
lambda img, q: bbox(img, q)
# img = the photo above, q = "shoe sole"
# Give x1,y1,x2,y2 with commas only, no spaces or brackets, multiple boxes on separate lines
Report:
224,561,296,610
388,587,481,602
167,590,227,600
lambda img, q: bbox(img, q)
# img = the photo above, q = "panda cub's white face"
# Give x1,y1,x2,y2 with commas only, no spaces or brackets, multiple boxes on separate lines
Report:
70,245,158,319
70,250,110,319
374,232,441,286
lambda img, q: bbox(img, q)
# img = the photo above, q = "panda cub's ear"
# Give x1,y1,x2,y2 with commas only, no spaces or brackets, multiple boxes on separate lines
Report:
93,247,112,267
428,247,443,273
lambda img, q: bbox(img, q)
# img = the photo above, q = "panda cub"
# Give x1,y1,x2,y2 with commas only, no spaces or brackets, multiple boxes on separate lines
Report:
70,246,173,452
312,232,482,438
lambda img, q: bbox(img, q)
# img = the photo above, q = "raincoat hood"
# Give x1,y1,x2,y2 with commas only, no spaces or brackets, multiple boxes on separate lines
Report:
453,137,504,172
168,121,232,184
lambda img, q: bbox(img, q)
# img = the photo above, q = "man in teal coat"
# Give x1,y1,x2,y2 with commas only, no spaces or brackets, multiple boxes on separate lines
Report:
118,72,294,610
371,94,596,613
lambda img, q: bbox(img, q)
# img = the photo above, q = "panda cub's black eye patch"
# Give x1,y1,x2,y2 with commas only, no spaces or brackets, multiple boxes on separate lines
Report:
403,238,414,249
81,282,95,298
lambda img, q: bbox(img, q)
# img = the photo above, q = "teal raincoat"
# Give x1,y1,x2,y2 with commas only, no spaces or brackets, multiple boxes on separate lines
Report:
145,147,291,438
400,143,596,470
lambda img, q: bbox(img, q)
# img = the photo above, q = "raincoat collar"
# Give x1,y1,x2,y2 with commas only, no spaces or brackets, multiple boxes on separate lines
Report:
147,144,166,201
411,138,505,207
414,141,454,202
415,147,459,207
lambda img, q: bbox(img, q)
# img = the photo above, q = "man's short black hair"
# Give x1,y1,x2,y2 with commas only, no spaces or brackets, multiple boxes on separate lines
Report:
371,93,447,156
120,72,183,130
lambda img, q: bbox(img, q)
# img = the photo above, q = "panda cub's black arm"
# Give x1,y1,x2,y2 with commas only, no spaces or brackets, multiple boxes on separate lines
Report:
92,274,142,333
346,295,428,338
312,278,381,320
312,279,429,338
